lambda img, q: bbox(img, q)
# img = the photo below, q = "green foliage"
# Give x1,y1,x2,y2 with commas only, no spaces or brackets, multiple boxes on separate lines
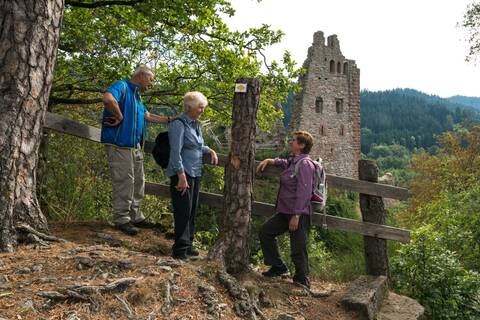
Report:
255,148,286,161
406,124,480,233
55,0,300,129
408,183,480,271
364,144,414,187
315,191,359,252
41,132,112,222
43,0,300,227
39,107,112,222
391,125,480,318
275,227,334,278
311,191,365,281
194,229,219,251
391,226,480,319
361,89,479,154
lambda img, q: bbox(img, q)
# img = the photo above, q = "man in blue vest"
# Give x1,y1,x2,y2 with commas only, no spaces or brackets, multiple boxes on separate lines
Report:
101,66,171,235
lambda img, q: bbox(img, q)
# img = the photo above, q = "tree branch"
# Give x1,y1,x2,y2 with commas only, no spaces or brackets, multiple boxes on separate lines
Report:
65,0,144,8
49,97,103,105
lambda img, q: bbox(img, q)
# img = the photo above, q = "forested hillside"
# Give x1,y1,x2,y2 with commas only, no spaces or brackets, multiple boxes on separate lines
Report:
361,89,480,154
448,95,480,110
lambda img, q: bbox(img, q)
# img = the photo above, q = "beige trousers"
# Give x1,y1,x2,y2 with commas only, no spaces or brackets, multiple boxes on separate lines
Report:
105,145,145,225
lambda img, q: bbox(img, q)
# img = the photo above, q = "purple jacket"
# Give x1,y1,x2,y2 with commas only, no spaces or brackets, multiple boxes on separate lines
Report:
273,154,315,215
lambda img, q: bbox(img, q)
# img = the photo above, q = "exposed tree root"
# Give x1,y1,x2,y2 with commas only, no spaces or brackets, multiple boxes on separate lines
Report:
16,223,67,244
217,271,270,320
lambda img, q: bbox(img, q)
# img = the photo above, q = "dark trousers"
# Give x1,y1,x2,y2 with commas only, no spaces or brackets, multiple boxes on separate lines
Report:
170,174,201,256
259,213,310,279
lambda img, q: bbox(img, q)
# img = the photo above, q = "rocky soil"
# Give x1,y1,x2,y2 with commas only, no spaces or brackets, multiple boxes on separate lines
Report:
0,222,360,320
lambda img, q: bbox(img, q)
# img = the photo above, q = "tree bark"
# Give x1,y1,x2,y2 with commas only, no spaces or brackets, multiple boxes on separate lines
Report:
0,0,65,252
208,78,260,274
358,160,390,277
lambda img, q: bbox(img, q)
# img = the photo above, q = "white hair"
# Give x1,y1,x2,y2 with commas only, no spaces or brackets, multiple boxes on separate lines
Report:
132,66,153,77
183,91,208,113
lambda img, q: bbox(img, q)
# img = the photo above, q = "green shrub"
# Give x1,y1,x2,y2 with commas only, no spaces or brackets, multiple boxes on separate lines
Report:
41,132,112,222
391,226,480,320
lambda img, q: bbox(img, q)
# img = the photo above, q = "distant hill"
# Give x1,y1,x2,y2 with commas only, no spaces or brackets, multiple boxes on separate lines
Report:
447,95,480,111
361,89,480,154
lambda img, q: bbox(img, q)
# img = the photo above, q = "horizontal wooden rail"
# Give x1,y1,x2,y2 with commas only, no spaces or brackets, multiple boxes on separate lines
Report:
145,182,410,243
44,112,411,242
43,112,410,200
207,154,410,200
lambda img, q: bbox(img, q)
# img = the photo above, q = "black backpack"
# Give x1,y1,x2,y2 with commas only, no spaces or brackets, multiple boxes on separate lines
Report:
152,118,187,169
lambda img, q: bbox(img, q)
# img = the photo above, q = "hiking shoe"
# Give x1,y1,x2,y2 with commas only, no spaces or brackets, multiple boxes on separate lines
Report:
186,247,200,257
132,219,158,229
116,222,139,236
262,264,289,277
172,253,189,261
293,275,311,289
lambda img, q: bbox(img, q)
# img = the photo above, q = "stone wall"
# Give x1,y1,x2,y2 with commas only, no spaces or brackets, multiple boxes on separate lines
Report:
290,31,361,178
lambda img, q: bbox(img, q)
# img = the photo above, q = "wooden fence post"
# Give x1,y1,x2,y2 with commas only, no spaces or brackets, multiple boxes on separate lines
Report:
359,160,389,277
208,78,260,274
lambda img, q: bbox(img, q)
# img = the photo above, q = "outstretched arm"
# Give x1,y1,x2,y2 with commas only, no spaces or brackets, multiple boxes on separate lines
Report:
145,112,171,124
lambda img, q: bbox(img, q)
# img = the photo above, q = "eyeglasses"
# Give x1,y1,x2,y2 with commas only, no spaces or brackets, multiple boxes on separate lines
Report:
288,137,297,142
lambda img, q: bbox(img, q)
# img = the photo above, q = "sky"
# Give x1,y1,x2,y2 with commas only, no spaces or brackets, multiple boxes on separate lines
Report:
225,0,480,98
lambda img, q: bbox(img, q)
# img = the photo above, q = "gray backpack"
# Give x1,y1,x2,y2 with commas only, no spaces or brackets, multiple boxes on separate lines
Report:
291,157,328,212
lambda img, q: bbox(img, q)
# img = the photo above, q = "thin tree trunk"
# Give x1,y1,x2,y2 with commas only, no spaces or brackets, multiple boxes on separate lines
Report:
208,78,260,274
0,0,64,252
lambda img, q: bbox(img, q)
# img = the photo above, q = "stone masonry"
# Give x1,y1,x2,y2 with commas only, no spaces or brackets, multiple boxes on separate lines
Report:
290,31,361,178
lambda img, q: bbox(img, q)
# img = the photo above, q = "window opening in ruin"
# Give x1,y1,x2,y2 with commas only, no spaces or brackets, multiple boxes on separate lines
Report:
329,60,335,73
343,62,348,74
340,124,345,136
315,97,323,113
336,99,344,113
320,125,326,136
337,62,341,74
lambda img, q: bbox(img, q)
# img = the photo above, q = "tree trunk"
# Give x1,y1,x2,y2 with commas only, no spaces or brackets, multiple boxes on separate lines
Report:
0,0,64,252
37,103,53,216
208,78,260,274
358,160,390,277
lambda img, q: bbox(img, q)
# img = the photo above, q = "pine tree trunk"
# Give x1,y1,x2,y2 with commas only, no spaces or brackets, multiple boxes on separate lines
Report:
0,0,64,252
208,79,260,274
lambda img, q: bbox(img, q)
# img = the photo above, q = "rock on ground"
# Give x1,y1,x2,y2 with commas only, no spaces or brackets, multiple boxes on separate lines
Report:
377,292,425,320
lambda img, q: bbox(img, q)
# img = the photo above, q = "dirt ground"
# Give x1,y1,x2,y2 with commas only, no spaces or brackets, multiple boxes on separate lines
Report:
0,222,360,320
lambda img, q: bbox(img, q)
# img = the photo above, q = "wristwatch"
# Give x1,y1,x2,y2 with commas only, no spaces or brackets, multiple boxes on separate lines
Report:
295,214,300,218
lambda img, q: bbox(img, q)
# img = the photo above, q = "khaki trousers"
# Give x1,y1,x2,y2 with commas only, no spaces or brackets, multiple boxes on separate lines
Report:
106,145,145,225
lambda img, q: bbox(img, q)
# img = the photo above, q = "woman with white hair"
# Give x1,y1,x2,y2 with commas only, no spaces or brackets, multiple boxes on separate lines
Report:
166,91,218,260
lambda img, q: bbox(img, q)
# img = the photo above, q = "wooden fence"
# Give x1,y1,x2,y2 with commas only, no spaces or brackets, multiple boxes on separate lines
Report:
44,112,411,244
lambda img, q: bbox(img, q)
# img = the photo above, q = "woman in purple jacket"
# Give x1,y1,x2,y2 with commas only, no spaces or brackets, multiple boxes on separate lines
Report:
256,131,315,288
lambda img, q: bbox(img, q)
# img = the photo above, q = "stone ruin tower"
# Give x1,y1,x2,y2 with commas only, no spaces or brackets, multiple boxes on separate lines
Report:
290,31,360,178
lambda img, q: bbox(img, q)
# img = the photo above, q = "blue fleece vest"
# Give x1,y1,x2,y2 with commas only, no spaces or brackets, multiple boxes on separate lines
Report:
100,79,147,148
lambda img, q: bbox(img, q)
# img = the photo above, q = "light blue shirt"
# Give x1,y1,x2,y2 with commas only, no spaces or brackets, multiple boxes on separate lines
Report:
166,114,210,177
